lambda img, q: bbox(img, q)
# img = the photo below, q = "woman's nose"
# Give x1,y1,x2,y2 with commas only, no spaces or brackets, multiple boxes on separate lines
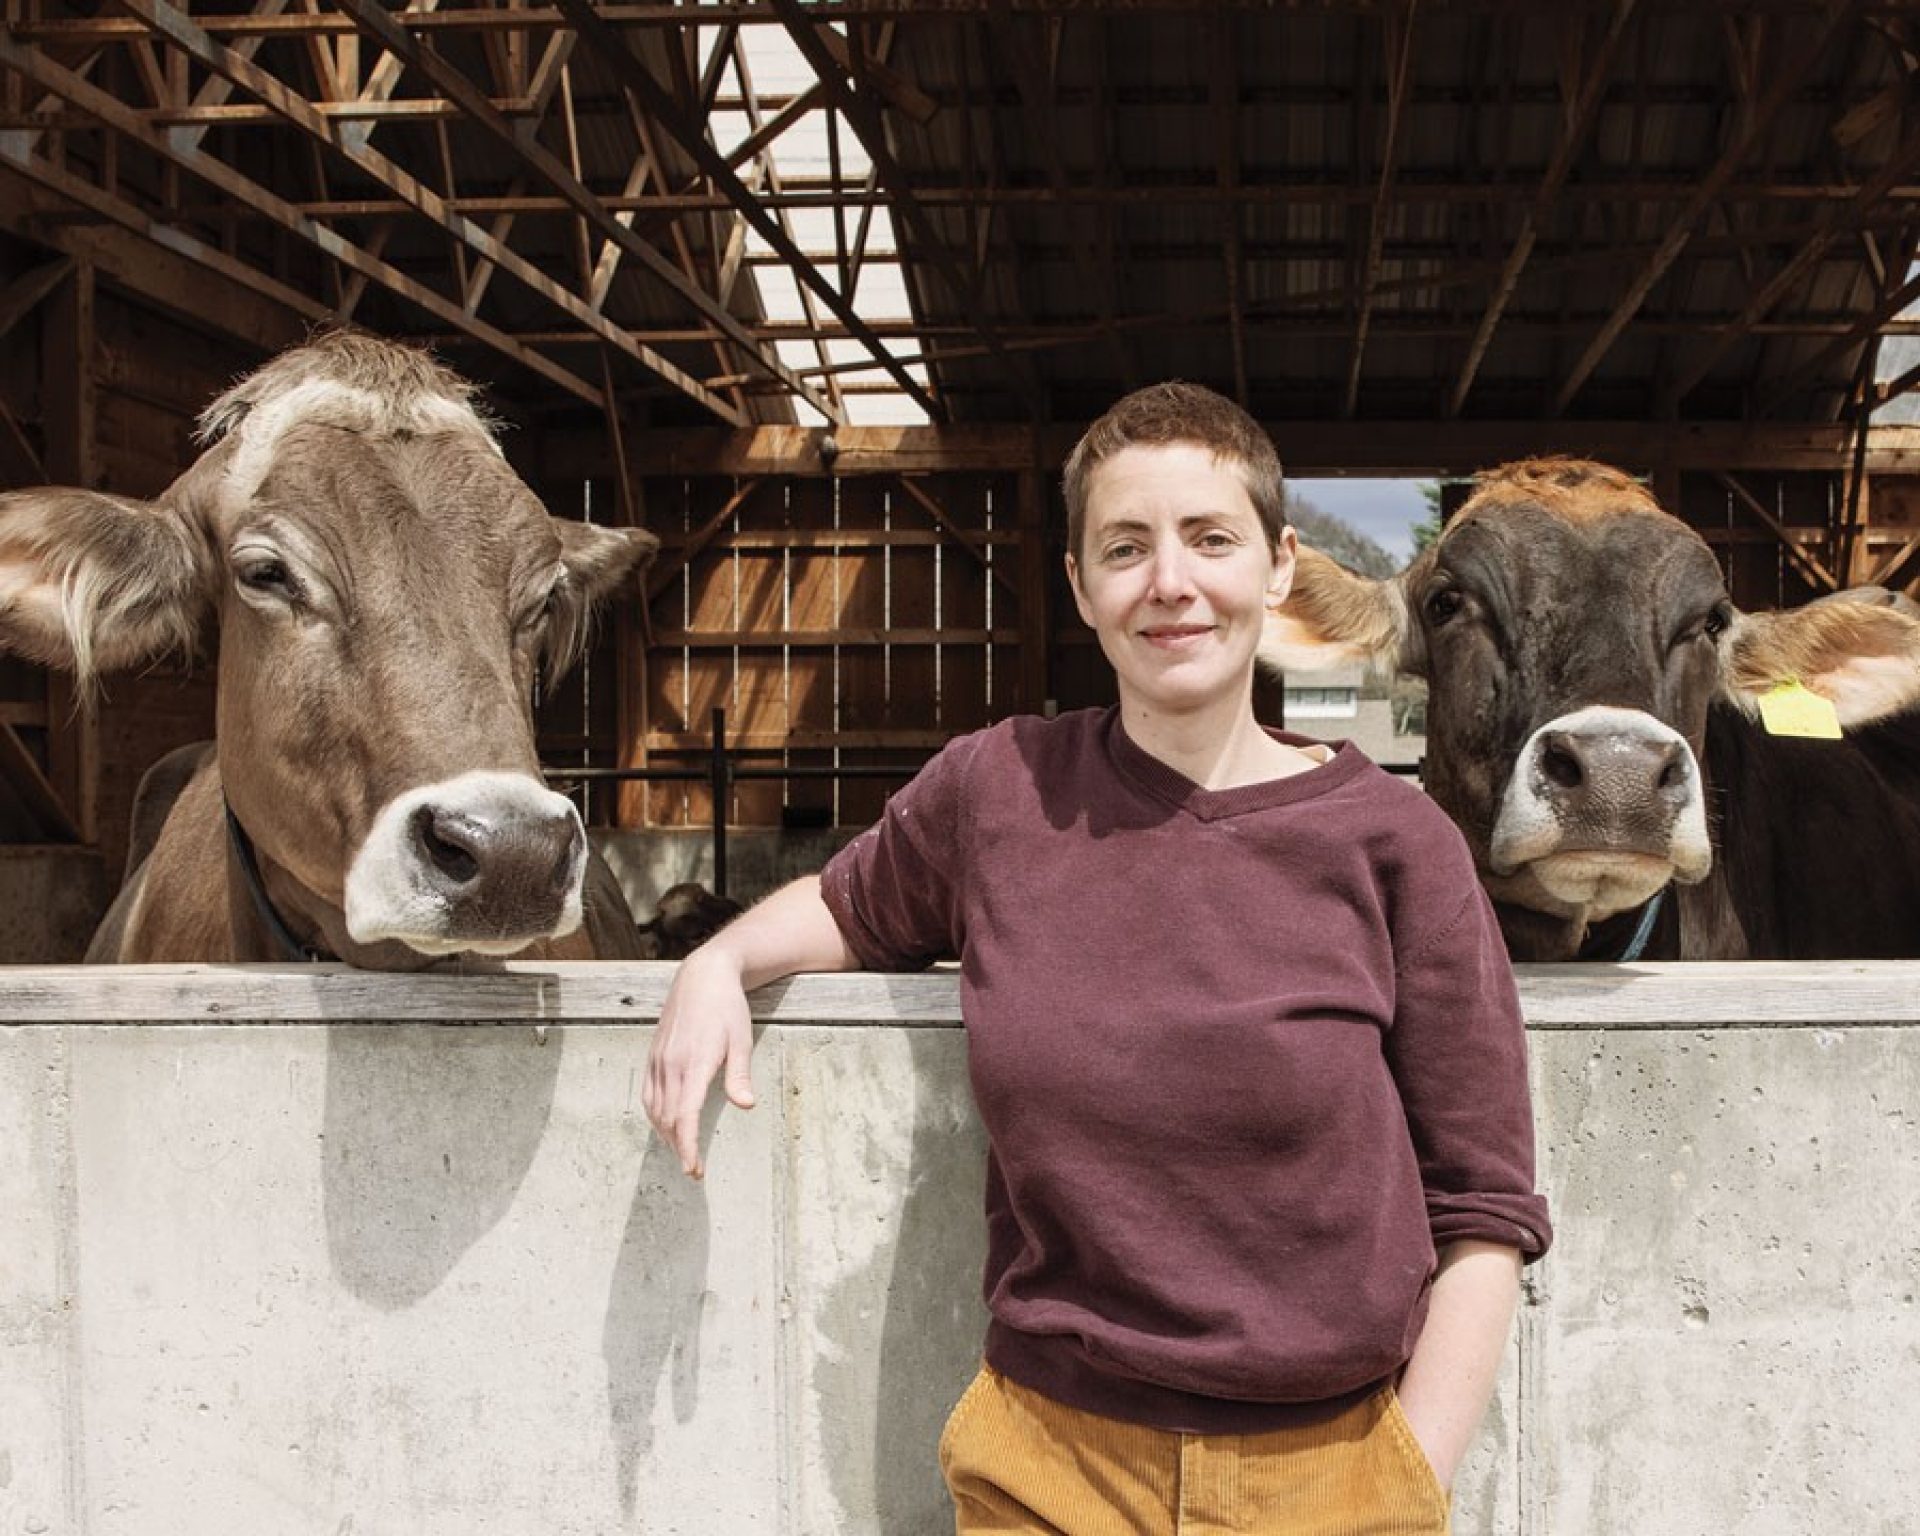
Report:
1146,545,1196,601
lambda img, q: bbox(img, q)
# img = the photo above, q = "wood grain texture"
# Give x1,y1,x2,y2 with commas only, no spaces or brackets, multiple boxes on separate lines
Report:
1,961,1917,1027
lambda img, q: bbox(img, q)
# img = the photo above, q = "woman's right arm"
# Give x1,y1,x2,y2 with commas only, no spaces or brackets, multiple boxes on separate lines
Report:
642,874,860,1178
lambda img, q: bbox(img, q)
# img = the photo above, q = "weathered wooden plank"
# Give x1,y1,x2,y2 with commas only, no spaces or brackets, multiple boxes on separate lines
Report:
2,961,1918,1026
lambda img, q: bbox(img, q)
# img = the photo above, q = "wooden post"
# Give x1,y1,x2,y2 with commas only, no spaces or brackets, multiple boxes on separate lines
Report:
43,260,98,844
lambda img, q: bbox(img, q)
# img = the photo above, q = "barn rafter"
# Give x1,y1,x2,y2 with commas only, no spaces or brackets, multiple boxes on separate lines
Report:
8,0,1920,855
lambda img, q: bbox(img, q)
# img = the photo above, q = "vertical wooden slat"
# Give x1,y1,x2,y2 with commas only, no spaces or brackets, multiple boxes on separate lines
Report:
782,477,838,825
837,476,894,828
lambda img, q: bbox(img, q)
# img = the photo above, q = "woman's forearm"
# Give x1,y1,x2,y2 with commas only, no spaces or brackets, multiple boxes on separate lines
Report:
1393,1240,1524,1488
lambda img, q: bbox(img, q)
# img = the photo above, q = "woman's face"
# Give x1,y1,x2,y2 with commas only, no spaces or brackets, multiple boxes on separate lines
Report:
1067,442,1296,720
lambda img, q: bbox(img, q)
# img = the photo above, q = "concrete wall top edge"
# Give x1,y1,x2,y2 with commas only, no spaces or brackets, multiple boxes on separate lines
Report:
0,960,1916,1027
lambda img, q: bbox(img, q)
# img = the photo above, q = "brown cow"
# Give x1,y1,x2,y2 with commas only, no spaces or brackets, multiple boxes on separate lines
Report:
1263,458,1920,960
0,331,658,965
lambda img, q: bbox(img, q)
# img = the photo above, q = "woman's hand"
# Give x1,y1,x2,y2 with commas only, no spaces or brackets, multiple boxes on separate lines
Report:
643,946,757,1179
639,874,861,1179
1394,1240,1523,1489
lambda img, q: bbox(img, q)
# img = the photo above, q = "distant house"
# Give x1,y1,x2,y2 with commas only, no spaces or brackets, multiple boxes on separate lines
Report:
1279,662,1426,777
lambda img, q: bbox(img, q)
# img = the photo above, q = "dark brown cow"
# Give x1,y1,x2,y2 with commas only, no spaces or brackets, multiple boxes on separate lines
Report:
1263,458,1920,960
0,331,658,965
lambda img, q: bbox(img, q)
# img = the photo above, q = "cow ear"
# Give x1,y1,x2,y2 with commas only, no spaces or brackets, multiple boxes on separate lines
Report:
1725,596,1920,728
1260,545,1423,678
542,518,661,685
0,486,211,693
553,517,660,604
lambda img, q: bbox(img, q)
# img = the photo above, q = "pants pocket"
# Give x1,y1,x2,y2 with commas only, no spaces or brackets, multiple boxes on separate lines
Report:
1379,1387,1452,1525
937,1365,996,1475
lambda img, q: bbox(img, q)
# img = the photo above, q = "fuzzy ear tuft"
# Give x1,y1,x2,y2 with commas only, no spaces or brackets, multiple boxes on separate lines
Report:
1260,545,1420,678
0,487,211,693
1725,594,1920,728
541,519,661,684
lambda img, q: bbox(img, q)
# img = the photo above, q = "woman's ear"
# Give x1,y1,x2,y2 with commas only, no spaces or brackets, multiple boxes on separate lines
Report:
1265,526,1300,609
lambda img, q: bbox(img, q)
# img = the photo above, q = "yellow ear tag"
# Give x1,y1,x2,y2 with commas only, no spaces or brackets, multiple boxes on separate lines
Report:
1756,679,1843,740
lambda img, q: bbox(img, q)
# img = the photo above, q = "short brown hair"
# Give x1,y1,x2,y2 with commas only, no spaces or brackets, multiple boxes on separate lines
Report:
1061,382,1287,559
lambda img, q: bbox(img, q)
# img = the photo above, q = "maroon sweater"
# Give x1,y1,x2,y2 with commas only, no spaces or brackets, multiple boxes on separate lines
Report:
820,707,1551,1433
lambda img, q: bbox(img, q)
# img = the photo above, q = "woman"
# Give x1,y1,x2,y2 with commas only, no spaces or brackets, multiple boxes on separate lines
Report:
646,382,1551,1535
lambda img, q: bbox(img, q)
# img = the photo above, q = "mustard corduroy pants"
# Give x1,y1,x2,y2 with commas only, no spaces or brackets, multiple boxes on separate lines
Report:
939,1365,1451,1536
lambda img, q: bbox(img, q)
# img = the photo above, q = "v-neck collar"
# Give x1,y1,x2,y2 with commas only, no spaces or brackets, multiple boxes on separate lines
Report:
1105,707,1369,822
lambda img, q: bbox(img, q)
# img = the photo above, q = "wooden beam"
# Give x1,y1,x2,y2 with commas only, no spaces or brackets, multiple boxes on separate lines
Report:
1343,0,1418,419
1714,471,1840,592
0,157,315,350
1669,112,1920,409
656,627,1022,648
0,35,603,407
1448,0,1637,417
552,0,924,418
894,476,1018,600
644,479,764,600
328,0,794,423
768,0,1048,418
110,0,734,419
988,9,1135,391
0,255,73,345
590,420,1920,479
1549,4,1848,417
0,723,81,842
1759,261,1920,417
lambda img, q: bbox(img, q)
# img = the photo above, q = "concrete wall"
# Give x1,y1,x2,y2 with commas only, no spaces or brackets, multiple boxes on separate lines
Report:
1,962,1916,1536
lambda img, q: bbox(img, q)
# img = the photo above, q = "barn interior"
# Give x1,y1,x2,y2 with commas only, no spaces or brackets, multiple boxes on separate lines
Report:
4,0,1919,954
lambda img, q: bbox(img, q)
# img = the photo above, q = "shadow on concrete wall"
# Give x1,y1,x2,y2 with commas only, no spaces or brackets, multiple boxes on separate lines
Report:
322,1023,561,1308
811,1021,990,1530
872,1029,989,1526
601,1091,725,1519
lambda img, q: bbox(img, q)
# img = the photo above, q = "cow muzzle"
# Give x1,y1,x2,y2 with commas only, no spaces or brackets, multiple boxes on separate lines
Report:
343,770,588,955
1488,705,1712,918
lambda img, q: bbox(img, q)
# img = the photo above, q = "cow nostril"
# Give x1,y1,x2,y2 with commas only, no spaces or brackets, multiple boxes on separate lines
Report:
1657,756,1687,792
1540,742,1584,792
412,805,481,885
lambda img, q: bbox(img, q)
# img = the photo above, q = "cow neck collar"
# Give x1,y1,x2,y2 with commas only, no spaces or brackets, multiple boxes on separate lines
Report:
223,802,334,963
1579,886,1669,963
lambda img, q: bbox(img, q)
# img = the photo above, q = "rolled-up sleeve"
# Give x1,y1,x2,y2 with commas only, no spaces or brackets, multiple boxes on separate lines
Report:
1387,879,1553,1261
819,733,977,970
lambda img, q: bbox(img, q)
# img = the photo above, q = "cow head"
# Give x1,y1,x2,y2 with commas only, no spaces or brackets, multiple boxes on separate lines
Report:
1262,457,1920,953
0,331,658,958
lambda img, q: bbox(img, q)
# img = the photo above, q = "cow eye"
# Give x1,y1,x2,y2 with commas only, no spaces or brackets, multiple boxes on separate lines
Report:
235,555,298,599
1424,586,1465,626
1703,605,1731,640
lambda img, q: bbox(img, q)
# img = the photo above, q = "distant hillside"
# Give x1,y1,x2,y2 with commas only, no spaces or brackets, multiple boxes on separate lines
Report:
1286,496,1398,579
